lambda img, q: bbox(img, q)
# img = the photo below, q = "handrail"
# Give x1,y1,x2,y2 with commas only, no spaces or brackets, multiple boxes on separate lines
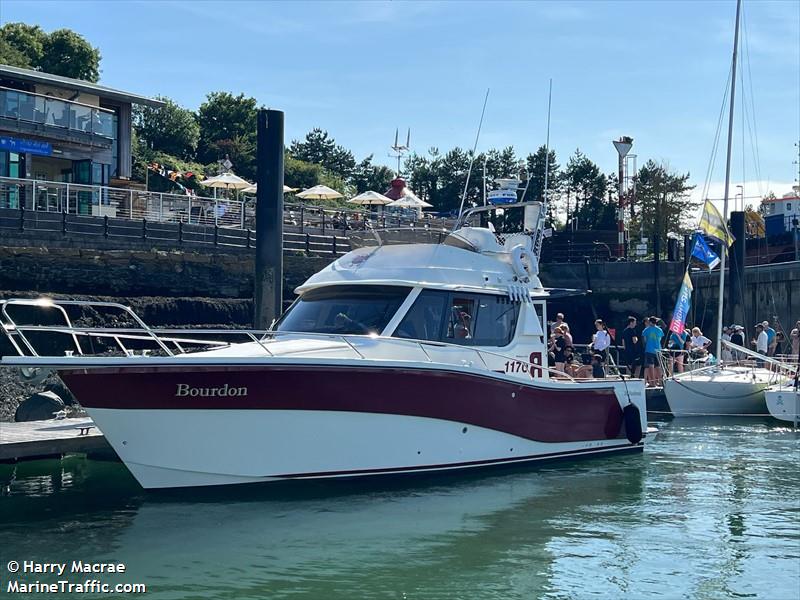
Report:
0,298,601,384
0,85,115,114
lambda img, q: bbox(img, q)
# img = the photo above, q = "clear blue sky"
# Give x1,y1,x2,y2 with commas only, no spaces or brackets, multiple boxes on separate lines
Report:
3,0,798,204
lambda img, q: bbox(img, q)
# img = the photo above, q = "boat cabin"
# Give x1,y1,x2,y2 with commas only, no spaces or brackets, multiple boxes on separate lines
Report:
273,202,569,382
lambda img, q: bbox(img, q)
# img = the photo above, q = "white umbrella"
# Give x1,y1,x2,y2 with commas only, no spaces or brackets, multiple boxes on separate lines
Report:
348,190,393,206
242,184,297,194
387,195,433,208
296,185,343,201
200,172,252,190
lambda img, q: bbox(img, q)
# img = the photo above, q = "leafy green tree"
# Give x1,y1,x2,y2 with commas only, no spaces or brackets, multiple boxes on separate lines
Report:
632,160,696,248
0,24,100,81
0,23,45,68
563,149,613,230
39,29,101,82
196,92,258,179
0,37,33,68
289,128,356,181
351,155,395,194
522,146,560,226
133,96,199,160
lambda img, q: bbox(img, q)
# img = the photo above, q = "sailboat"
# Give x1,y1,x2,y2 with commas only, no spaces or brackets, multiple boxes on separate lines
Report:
662,0,781,417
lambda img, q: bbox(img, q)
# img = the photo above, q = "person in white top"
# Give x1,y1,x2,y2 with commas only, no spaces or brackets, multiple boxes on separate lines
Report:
591,319,611,361
690,327,712,356
753,323,769,368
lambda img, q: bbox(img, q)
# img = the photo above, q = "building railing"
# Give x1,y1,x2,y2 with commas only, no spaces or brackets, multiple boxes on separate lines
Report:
0,176,456,234
0,86,114,139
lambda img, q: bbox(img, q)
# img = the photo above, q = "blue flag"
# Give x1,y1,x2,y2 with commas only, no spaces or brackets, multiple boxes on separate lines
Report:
691,233,721,270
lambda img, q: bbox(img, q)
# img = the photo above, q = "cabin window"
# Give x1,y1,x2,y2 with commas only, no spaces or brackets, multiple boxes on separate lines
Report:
394,290,448,341
275,285,411,335
787,202,792,211
393,290,519,347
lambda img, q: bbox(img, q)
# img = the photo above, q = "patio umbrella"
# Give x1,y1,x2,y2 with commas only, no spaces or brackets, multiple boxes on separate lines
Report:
200,172,252,191
348,190,393,206
296,185,343,201
387,195,433,209
241,184,298,194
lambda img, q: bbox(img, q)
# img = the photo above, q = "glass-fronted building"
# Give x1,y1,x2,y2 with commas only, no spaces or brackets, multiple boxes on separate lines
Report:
0,64,163,211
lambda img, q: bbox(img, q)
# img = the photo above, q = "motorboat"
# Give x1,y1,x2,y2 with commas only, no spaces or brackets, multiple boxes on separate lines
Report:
0,201,651,489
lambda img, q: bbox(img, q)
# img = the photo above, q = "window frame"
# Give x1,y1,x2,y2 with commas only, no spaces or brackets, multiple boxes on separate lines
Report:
391,288,520,348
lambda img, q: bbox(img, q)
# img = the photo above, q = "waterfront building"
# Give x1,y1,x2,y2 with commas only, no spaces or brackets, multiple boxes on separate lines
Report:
0,64,163,212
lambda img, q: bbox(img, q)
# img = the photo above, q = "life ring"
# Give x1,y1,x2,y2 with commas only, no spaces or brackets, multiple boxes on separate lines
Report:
510,244,537,279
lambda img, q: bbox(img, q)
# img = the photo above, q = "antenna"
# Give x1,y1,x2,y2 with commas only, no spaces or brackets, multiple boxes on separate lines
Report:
533,79,553,257
389,127,411,177
457,88,490,219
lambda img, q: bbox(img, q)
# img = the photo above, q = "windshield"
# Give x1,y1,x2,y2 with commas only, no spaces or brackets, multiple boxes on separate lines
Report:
275,285,411,335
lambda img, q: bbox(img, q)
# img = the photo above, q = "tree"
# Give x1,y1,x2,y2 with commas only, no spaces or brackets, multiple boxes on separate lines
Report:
351,155,395,194
522,146,560,226
0,23,44,68
562,149,613,230
289,128,356,181
196,92,258,179
0,24,101,82
632,160,697,247
133,96,199,160
39,29,101,82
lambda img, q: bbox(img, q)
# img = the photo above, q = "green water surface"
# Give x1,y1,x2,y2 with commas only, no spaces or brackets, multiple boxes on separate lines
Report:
1,418,798,600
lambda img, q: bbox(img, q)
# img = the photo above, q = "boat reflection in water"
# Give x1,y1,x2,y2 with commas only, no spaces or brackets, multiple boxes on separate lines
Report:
2,417,798,600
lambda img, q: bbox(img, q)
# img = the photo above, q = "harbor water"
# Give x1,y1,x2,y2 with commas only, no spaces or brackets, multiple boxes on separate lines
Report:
1,418,798,599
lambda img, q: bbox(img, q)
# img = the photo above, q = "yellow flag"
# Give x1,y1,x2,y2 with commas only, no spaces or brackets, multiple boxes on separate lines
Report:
699,200,735,246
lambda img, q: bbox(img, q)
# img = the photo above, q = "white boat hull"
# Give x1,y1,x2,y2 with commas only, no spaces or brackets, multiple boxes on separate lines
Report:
60,361,649,489
765,386,800,424
663,367,774,417
85,407,647,489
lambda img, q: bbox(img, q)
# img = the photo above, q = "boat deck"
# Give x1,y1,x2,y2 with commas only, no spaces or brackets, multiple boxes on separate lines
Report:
0,417,112,462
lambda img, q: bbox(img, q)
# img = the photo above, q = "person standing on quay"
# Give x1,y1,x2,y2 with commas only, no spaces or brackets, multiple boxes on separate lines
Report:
591,319,611,362
791,320,800,356
620,316,641,377
642,316,664,387
752,323,769,368
763,320,777,357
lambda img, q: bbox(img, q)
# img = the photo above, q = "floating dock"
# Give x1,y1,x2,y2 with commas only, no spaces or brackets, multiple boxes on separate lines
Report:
0,417,113,462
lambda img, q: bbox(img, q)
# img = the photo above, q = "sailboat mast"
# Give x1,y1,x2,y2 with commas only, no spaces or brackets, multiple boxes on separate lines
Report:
716,0,742,361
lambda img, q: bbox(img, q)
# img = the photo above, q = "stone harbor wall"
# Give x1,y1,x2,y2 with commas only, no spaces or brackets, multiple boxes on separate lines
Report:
1,241,796,420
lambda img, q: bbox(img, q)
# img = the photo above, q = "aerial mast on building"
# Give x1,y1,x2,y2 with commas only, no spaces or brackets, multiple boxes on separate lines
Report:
389,128,411,177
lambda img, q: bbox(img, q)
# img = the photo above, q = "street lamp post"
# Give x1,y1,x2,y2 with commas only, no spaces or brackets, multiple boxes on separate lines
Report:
613,136,633,260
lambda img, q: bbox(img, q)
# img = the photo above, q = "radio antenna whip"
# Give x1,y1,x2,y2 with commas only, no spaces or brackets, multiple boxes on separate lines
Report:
458,88,490,219
533,79,553,256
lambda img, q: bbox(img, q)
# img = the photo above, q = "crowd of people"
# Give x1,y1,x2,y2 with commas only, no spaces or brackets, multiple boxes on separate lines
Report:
547,312,800,386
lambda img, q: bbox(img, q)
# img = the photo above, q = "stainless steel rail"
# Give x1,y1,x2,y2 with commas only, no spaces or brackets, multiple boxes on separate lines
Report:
0,298,586,383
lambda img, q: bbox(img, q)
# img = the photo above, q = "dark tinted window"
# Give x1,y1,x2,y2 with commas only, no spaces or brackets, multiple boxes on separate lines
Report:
471,294,518,346
275,285,411,335
395,290,448,341
393,290,518,347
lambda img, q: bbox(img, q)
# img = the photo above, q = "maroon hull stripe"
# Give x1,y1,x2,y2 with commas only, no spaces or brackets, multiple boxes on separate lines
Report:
60,365,626,444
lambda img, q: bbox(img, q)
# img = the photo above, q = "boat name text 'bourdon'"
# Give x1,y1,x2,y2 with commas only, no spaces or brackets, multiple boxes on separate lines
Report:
175,384,248,397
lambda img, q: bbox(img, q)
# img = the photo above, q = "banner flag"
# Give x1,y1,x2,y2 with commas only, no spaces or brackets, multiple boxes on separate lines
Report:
699,200,735,246
691,233,721,269
669,270,694,335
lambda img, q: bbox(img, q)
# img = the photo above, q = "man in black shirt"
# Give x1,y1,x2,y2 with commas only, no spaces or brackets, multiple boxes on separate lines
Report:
620,316,642,378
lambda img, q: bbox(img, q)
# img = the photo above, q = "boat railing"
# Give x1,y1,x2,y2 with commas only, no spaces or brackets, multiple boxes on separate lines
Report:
0,298,588,384
658,341,796,383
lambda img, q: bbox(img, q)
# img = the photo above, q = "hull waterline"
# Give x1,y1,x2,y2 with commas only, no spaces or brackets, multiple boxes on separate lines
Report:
765,387,800,424
60,363,649,489
663,367,773,417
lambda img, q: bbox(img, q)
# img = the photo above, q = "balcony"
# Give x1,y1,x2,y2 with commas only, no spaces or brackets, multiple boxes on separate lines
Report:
0,86,114,144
